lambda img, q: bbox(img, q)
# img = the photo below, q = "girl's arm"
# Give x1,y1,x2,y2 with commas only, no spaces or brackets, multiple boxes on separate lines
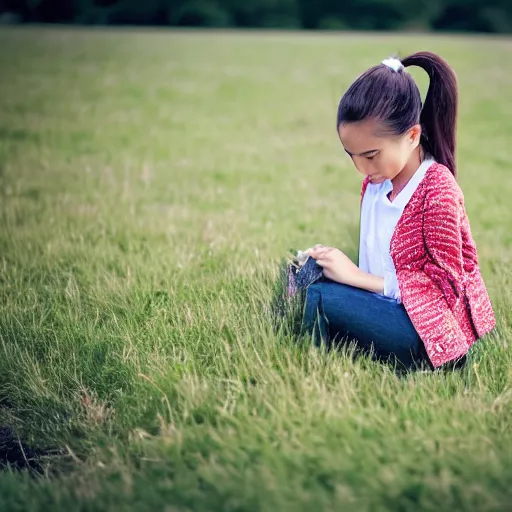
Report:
341,267,384,294
307,246,384,294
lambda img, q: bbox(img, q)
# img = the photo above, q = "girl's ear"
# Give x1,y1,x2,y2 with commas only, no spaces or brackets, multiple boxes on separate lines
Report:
408,124,422,147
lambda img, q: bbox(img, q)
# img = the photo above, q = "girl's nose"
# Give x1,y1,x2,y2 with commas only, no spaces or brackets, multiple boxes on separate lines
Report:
353,158,370,176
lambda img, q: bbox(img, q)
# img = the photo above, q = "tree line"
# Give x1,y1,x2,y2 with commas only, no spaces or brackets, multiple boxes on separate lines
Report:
2,0,512,33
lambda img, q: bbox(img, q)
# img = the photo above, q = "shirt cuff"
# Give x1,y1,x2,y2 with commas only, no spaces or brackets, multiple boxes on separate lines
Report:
383,271,401,302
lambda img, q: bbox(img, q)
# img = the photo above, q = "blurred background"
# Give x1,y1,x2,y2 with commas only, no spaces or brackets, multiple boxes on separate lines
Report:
2,0,512,34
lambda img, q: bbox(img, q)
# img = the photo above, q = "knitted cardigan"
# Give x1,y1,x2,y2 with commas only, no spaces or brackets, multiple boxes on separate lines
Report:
361,162,495,368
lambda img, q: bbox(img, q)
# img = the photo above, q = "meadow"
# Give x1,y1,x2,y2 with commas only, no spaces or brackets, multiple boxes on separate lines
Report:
1,27,512,511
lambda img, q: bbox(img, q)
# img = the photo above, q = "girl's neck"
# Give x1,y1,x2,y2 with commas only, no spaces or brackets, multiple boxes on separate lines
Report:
391,145,424,195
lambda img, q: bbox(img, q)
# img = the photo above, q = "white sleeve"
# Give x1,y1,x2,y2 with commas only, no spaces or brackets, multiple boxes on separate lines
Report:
383,270,401,302
358,192,371,271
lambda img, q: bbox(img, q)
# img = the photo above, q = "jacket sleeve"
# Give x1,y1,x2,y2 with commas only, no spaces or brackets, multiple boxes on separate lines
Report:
398,178,468,368
422,183,464,309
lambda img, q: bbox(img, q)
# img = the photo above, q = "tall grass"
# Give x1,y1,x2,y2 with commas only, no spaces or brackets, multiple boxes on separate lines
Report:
0,27,511,511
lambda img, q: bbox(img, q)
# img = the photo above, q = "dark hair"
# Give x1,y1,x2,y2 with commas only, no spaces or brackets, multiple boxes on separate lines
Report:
336,52,458,176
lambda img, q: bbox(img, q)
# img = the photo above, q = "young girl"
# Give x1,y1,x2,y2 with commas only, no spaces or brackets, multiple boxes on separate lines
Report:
300,51,495,370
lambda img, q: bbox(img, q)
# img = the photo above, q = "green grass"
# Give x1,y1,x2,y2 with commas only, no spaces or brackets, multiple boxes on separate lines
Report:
0,26,512,511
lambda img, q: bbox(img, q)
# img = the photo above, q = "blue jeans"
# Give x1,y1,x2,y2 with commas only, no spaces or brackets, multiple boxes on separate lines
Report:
302,280,431,369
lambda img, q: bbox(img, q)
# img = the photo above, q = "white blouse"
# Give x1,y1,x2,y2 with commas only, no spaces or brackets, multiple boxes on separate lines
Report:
358,159,436,301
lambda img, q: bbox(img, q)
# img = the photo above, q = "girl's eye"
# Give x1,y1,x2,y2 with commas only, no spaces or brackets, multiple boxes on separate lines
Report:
366,154,377,160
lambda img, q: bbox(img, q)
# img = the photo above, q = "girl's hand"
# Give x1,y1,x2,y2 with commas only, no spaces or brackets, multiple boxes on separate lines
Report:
307,245,385,294
307,245,359,284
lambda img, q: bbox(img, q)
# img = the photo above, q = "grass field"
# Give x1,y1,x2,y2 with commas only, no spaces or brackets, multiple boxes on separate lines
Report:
1,26,512,511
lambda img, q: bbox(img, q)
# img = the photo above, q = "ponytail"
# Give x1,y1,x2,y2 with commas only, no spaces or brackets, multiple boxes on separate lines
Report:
402,52,458,177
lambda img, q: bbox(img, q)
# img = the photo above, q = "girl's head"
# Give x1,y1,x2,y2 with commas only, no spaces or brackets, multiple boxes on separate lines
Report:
337,52,458,182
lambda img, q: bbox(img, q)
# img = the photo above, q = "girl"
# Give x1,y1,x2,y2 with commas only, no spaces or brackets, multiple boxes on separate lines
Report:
300,51,495,370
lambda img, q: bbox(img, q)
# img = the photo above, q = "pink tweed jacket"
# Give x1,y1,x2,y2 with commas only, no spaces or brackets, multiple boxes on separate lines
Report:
361,162,495,368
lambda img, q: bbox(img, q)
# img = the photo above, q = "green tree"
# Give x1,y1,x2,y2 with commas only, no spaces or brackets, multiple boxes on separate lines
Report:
3,0,512,33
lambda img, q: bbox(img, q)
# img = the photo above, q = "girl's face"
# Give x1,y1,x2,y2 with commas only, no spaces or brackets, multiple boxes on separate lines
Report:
338,119,421,184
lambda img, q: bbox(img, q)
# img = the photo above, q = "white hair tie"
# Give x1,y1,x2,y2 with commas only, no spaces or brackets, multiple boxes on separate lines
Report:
382,57,404,72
